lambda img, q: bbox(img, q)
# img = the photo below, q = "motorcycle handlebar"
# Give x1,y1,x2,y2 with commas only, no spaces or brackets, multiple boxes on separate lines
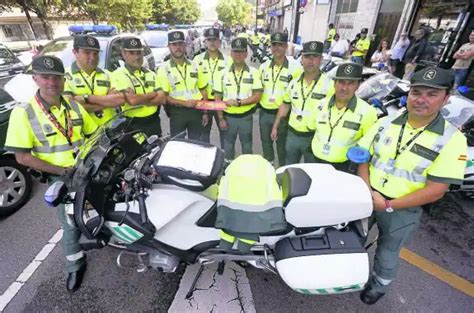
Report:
137,193,149,225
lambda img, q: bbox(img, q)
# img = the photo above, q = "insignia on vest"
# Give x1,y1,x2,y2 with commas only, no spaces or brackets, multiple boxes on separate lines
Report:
410,144,439,161
190,72,198,78
96,80,110,87
311,93,325,99
43,124,53,134
243,78,253,84
343,121,360,130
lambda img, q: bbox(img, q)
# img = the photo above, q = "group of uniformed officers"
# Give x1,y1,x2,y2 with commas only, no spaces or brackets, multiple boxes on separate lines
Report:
4,27,467,305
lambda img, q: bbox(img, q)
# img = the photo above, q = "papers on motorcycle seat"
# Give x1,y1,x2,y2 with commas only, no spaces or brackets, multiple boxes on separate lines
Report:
156,141,217,176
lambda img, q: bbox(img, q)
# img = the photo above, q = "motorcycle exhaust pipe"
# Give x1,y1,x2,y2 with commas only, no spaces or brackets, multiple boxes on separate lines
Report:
116,250,148,273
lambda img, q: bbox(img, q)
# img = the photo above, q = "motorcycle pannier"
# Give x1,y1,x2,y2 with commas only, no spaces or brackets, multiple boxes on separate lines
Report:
154,139,224,191
274,228,369,295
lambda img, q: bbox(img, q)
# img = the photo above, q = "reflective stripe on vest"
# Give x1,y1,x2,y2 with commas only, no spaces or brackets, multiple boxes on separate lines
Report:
25,100,83,154
371,118,458,184
165,62,200,98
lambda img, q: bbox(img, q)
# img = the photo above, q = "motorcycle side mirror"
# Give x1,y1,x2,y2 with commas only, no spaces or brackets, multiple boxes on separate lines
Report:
346,146,371,164
44,181,68,207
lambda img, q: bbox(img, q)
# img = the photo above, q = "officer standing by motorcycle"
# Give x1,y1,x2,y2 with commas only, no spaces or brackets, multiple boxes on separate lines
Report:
356,67,467,304
194,27,229,145
309,62,378,172
156,30,208,139
271,41,334,164
64,35,125,126
110,37,164,136
213,37,263,160
259,32,302,166
4,56,98,292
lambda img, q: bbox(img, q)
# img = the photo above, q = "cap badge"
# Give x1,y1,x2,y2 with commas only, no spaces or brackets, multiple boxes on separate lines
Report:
173,32,181,39
43,58,54,69
87,37,95,46
275,34,281,40
236,40,242,47
310,42,317,50
423,69,437,80
344,65,353,75
130,39,138,46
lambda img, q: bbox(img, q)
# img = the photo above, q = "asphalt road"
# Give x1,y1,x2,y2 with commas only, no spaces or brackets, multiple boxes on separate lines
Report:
1,54,473,312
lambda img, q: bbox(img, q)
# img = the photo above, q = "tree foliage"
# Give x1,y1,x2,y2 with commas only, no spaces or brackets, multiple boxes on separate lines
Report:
151,0,200,25
216,0,252,28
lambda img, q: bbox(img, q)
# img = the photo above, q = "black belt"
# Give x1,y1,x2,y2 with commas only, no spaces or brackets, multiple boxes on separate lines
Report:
133,111,161,121
259,104,278,114
288,126,314,137
224,106,257,118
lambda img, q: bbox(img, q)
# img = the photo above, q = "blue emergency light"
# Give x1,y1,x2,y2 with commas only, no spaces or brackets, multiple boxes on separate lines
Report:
68,25,117,35
145,24,169,31
457,85,470,94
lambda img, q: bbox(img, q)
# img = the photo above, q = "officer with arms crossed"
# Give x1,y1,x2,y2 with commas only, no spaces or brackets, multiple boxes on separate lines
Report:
111,37,164,136
259,32,302,166
357,67,467,304
213,38,263,160
271,41,334,164
64,35,125,126
309,62,378,172
4,56,98,292
194,27,228,145
157,30,208,140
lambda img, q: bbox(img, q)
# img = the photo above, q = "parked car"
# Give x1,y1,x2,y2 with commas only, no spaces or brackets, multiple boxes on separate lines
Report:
139,30,169,68
5,25,156,102
0,43,25,83
0,88,32,216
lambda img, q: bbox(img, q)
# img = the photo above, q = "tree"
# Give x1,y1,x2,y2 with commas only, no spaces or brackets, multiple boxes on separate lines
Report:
216,0,253,28
59,0,153,31
151,0,200,25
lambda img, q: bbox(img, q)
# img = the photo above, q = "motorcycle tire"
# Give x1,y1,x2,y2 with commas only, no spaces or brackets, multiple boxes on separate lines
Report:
0,158,33,217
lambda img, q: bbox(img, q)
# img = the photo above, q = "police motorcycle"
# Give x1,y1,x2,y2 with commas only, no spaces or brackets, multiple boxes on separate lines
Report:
45,109,374,296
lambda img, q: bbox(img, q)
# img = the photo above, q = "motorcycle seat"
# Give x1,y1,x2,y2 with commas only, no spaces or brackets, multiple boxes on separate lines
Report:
278,167,312,206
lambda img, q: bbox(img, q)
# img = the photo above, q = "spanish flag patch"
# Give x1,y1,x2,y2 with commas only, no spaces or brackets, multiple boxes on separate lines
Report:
458,155,467,161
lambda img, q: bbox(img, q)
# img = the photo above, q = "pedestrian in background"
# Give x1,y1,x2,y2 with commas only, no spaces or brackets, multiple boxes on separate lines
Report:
389,32,410,78
370,39,391,70
351,28,371,64
451,30,474,89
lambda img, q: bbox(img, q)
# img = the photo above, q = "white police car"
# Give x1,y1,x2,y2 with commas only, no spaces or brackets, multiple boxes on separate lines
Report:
139,24,170,68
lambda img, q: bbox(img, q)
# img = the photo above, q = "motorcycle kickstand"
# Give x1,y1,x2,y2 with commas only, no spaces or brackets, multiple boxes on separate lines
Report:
185,264,204,299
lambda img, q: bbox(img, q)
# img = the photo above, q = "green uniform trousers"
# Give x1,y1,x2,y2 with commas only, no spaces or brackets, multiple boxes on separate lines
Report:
369,206,423,292
130,111,162,138
169,107,202,140
285,129,315,165
259,108,287,166
49,177,86,273
201,111,224,148
223,112,253,160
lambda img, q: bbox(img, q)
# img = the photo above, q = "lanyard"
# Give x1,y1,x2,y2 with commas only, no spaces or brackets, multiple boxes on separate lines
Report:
208,57,220,82
125,69,146,94
78,71,97,94
176,63,188,89
327,106,348,143
270,63,284,94
299,76,318,114
35,93,73,146
232,68,244,98
393,122,427,161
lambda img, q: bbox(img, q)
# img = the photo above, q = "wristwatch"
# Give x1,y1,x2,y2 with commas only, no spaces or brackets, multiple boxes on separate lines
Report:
237,99,242,107
83,94,90,104
384,199,394,213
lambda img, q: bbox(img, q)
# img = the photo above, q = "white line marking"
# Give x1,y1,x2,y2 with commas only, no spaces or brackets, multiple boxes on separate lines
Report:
0,229,63,312
169,262,256,312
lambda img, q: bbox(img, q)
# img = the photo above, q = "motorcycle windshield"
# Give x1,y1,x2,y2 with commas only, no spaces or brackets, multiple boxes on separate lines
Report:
75,108,141,163
356,72,400,101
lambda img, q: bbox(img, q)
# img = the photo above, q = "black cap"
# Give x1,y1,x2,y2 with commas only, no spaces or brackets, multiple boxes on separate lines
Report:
29,55,65,76
204,28,219,39
410,67,454,90
73,35,100,51
168,31,185,43
361,28,368,34
271,32,288,43
231,38,248,51
302,41,323,55
333,62,363,81
122,37,144,51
